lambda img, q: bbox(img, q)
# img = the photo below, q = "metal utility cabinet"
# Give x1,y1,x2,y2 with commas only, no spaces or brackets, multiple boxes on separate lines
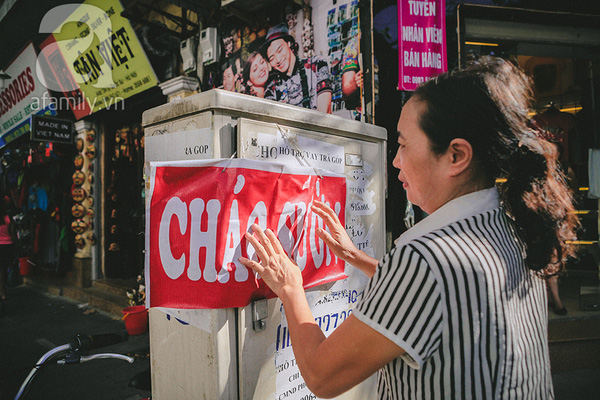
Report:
142,89,387,400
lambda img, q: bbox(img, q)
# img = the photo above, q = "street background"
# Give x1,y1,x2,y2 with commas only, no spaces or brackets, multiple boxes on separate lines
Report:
1,281,599,400
0,286,150,400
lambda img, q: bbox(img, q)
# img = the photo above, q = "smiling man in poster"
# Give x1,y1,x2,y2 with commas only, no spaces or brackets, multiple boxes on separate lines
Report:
146,158,347,309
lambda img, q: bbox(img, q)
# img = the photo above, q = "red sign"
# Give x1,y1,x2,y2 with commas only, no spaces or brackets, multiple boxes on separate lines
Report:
147,159,347,309
38,35,92,119
398,0,447,91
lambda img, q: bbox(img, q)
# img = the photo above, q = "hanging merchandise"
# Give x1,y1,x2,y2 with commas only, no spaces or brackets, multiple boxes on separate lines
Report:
72,171,85,186
71,186,87,202
85,145,96,160
71,127,96,258
74,154,84,169
74,234,86,249
28,184,48,211
71,204,86,218
71,219,87,234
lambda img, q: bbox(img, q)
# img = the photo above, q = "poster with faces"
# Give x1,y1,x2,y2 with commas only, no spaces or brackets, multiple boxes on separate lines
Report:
217,0,362,120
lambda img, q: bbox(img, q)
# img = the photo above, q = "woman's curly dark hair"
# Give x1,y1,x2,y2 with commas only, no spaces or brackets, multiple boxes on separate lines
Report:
413,56,579,275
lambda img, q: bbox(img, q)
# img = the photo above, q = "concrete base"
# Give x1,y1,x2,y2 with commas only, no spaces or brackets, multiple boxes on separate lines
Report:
71,257,92,288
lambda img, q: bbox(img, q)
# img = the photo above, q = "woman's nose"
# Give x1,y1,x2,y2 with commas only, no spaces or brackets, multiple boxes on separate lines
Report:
392,149,402,169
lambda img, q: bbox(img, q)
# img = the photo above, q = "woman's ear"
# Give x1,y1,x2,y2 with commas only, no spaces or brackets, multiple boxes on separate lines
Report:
447,138,473,177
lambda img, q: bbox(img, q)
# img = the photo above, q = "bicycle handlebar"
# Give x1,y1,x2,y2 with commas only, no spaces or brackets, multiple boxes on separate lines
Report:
14,331,132,400
57,353,135,365
70,331,129,353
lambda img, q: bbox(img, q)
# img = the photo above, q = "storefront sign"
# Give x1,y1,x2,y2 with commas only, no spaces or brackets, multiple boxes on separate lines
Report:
144,128,214,162
31,114,73,143
398,0,447,91
0,43,56,148
146,158,347,309
37,0,158,118
256,131,346,174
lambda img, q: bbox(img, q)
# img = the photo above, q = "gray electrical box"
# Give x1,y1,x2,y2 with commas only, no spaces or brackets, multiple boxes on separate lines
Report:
143,89,386,399
199,27,220,65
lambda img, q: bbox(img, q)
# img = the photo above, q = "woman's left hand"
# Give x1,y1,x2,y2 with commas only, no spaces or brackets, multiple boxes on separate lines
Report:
239,224,303,298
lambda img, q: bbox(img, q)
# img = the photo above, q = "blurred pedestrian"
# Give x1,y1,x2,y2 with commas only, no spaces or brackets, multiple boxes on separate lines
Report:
0,195,17,315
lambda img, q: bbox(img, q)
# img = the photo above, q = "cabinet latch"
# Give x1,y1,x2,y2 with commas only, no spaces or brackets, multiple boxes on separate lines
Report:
252,299,268,332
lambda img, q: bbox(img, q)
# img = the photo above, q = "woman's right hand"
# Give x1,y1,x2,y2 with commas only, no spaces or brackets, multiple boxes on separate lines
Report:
312,200,379,278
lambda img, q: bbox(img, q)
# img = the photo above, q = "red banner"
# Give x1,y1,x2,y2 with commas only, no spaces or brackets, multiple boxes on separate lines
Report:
147,159,347,309
398,0,447,91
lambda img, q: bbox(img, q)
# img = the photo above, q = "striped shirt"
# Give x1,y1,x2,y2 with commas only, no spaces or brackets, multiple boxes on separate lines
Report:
354,188,553,399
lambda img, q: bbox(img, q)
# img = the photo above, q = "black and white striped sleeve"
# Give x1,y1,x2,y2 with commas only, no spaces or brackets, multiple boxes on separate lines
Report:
353,244,443,369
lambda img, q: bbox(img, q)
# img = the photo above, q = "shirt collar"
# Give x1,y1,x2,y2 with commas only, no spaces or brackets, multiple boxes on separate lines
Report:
394,187,501,247
288,57,301,77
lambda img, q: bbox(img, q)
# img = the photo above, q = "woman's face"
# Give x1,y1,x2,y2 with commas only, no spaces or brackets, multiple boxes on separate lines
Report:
249,55,269,87
392,98,446,214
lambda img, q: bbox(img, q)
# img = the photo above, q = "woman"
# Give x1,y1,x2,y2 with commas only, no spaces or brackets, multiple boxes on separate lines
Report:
239,56,579,399
242,51,271,98
0,197,16,315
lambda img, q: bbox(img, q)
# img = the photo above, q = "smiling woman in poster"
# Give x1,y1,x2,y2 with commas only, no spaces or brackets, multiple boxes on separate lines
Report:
242,51,271,98
239,56,578,399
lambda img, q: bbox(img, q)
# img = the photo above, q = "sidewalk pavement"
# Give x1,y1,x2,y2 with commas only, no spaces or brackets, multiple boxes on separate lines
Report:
2,279,600,400
0,286,150,400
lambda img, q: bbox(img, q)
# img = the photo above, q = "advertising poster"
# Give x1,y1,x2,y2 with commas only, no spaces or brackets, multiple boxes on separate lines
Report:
398,0,447,91
0,43,55,148
37,0,158,118
146,158,347,309
217,0,363,120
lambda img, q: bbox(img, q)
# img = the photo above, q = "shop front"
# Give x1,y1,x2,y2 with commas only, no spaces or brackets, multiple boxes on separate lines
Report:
0,42,77,285
458,3,600,291
0,0,166,302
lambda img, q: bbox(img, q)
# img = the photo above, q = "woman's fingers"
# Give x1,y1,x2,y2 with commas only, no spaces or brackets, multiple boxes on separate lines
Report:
239,256,264,274
265,228,286,255
251,224,277,256
312,201,343,233
316,226,334,244
244,231,270,265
